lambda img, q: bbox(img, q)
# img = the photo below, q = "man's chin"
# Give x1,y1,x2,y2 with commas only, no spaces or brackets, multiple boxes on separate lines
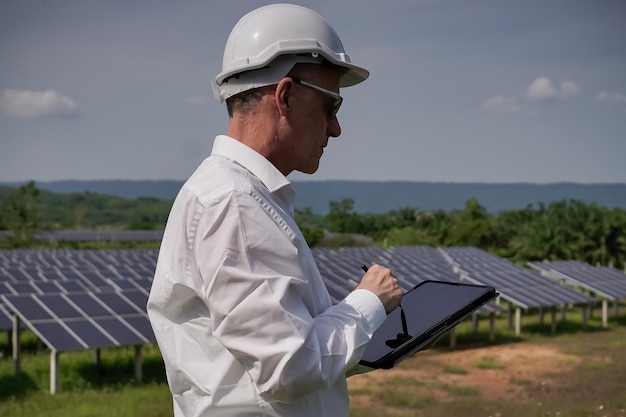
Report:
297,163,321,175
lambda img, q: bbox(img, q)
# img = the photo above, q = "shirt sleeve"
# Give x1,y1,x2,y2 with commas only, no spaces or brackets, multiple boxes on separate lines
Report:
192,191,386,403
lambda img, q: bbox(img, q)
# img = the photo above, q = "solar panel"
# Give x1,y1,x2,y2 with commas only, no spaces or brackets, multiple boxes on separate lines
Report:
0,303,16,330
33,282,62,294
36,269,69,282
442,247,595,309
76,270,111,290
55,268,83,281
0,268,15,283
95,317,146,345
120,289,149,312
33,321,86,351
66,292,111,317
122,315,155,341
3,267,35,281
5,282,40,295
528,260,626,300
37,294,83,319
95,292,143,315
3,295,54,321
65,319,117,348
109,264,144,280
55,280,89,293
107,279,137,291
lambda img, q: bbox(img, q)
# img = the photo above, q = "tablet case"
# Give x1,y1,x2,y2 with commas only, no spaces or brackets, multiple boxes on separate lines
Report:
354,280,498,373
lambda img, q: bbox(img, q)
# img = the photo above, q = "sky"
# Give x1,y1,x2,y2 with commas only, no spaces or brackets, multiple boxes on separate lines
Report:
1,0,625,184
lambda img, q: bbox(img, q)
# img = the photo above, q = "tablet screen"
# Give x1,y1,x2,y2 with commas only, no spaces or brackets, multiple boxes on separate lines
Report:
359,280,496,369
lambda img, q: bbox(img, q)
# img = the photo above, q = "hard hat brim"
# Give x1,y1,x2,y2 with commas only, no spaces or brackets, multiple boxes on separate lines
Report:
214,53,369,102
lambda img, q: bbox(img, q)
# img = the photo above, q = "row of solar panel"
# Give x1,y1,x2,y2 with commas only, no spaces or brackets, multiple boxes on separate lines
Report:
4,246,620,311
0,276,151,296
1,246,496,354
0,288,153,351
0,230,164,242
1,247,624,355
0,250,156,272
442,247,599,309
3,247,624,309
0,250,156,335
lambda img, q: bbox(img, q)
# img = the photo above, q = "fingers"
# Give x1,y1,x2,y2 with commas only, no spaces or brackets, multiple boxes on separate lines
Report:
356,264,403,314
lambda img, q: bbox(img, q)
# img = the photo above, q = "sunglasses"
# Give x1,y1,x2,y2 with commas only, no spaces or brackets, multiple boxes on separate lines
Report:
291,77,343,119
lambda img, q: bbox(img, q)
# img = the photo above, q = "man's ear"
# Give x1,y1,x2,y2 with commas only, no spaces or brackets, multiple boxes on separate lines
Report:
275,77,293,116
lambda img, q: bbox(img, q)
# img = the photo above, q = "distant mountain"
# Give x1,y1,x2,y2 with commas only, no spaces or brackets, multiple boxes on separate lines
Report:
3,180,626,214
292,181,626,214
4,180,184,201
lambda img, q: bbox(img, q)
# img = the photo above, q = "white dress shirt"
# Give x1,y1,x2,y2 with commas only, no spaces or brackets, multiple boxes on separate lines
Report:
147,135,386,417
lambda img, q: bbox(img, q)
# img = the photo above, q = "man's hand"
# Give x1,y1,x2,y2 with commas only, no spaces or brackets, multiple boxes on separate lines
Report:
356,264,403,314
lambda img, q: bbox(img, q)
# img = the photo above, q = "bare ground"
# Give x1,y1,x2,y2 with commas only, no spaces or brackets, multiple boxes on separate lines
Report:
348,327,626,417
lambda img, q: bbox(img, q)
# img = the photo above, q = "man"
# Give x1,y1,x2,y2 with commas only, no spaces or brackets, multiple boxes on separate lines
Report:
147,4,402,417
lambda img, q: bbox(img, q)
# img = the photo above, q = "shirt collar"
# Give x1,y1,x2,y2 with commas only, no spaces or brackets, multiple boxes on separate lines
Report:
211,135,295,204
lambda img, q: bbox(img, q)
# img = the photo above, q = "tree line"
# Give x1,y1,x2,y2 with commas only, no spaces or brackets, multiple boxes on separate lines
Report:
0,181,171,246
297,197,626,269
1,182,625,269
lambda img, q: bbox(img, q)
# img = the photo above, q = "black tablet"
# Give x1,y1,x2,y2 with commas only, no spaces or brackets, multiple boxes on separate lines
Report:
352,280,498,374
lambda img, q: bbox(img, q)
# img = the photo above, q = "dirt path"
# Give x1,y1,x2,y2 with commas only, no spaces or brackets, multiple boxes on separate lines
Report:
348,342,583,403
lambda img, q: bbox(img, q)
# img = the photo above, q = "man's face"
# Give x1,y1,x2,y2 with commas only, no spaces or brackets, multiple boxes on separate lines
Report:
285,67,342,175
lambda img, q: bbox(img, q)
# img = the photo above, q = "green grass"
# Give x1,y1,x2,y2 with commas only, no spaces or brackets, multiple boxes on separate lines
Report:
471,355,504,370
0,383,172,417
379,390,435,409
0,334,171,417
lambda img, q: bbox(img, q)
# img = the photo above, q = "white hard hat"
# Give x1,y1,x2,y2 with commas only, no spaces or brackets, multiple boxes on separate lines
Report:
213,3,369,102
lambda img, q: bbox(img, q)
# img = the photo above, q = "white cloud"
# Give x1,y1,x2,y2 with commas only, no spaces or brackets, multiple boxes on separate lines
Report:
595,91,626,114
0,89,78,119
595,91,626,104
483,96,520,114
560,81,582,98
526,77,558,100
525,77,581,101
187,96,209,106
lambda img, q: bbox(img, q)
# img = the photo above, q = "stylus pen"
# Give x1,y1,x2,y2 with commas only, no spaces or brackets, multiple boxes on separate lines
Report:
360,264,409,336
